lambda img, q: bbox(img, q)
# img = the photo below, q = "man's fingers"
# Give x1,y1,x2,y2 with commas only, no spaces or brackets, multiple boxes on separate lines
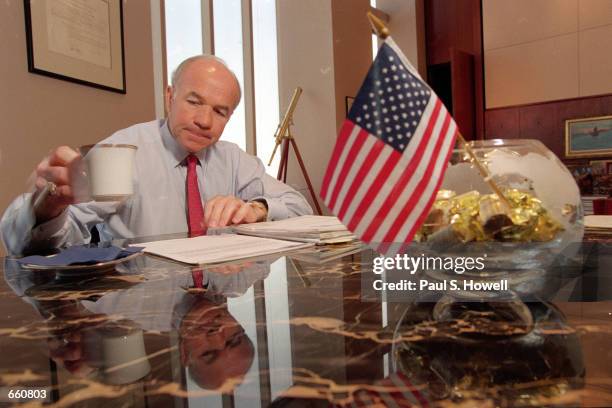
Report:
48,146,80,167
231,203,251,224
208,197,232,227
39,166,71,186
204,196,221,225
219,199,242,226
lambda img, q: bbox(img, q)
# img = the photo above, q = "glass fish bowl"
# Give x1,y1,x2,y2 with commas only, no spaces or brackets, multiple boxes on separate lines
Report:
411,139,583,299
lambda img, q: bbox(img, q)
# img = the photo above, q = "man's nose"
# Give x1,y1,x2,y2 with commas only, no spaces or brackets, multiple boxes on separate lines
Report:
194,105,213,129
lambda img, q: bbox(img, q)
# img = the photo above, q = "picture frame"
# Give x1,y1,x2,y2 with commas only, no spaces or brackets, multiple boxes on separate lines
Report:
24,0,126,93
565,115,612,158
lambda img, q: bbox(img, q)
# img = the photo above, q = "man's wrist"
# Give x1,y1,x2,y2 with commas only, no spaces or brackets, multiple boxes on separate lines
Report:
248,200,268,222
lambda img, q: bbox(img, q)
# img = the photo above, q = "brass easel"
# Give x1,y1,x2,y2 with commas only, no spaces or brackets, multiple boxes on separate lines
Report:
268,87,323,215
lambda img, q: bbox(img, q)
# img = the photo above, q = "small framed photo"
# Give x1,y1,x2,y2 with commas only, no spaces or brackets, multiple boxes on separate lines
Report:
24,0,126,93
565,115,612,158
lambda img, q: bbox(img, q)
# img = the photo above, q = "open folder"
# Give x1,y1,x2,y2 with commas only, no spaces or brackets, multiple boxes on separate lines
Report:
134,234,313,265
233,215,356,244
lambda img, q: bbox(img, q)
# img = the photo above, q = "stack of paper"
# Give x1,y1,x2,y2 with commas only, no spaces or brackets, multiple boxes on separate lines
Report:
233,215,356,244
584,215,612,236
289,241,365,264
134,234,313,265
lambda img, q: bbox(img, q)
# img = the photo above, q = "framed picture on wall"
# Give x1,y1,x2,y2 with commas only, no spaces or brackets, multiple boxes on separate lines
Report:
24,0,126,93
565,115,612,158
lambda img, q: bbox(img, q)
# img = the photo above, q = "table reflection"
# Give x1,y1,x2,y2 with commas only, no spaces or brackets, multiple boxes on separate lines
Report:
0,241,611,407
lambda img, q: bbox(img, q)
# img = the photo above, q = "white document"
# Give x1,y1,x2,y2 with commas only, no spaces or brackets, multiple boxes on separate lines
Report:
233,215,355,244
46,0,112,68
134,234,313,265
234,215,348,234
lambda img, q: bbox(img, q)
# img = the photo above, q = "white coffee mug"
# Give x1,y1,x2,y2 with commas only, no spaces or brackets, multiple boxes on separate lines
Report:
79,144,137,201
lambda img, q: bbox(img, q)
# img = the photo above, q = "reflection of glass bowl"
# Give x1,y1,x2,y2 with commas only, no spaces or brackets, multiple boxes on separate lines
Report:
392,299,585,405
413,139,584,295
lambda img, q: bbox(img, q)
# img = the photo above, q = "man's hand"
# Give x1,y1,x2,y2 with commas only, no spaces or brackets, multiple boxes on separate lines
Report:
33,146,82,224
204,196,267,228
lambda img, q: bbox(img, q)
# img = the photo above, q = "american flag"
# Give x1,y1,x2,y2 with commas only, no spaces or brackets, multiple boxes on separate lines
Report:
320,38,457,254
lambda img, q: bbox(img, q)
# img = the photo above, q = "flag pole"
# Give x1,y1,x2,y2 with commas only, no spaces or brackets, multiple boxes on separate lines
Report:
366,12,512,209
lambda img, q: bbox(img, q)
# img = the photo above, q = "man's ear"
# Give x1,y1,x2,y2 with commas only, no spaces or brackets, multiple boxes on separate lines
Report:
164,85,174,115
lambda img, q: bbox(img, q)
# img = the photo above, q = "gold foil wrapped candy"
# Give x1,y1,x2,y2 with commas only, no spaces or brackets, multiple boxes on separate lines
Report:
416,189,563,243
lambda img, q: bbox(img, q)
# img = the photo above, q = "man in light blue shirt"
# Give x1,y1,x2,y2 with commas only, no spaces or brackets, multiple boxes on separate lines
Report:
1,56,312,255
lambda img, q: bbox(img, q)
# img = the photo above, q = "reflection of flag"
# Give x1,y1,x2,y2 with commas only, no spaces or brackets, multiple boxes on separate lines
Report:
320,38,457,253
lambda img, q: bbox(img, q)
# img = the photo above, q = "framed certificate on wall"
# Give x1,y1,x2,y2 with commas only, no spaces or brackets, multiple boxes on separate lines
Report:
24,0,126,93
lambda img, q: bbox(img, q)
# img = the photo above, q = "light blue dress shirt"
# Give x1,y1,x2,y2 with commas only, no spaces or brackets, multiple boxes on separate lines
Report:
1,120,312,255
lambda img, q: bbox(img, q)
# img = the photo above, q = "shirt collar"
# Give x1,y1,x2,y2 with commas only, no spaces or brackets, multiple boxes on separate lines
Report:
160,120,207,167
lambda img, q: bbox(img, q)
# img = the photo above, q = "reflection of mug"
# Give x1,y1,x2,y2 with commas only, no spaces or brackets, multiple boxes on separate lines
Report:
79,144,137,201
84,321,151,385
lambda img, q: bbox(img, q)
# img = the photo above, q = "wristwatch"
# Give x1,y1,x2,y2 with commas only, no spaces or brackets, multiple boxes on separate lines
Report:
248,199,268,222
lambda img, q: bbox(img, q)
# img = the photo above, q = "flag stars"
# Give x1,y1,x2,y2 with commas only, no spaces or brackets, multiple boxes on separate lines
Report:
346,45,433,153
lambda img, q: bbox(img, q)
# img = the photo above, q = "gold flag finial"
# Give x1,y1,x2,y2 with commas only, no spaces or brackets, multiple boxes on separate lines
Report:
367,10,390,39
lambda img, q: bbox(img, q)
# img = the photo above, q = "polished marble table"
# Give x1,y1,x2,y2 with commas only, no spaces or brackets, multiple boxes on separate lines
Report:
1,237,612,407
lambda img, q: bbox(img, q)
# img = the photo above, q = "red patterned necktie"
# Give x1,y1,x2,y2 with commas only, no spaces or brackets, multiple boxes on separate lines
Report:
186,154,205,237
192,269,204,288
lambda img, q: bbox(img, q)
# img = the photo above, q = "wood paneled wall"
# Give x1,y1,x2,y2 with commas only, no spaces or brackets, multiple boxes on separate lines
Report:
424,0,612,159
424,0,484,138
485,94,612,160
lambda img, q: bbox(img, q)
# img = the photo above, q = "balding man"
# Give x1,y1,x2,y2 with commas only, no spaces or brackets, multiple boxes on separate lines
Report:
1,55,312,255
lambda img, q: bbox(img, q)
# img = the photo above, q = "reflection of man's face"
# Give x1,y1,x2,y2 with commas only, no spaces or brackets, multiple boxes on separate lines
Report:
179,298,254,390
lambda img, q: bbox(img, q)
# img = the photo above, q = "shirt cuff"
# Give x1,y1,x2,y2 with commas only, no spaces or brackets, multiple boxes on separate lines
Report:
30,207,70,245
251,196,285,221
